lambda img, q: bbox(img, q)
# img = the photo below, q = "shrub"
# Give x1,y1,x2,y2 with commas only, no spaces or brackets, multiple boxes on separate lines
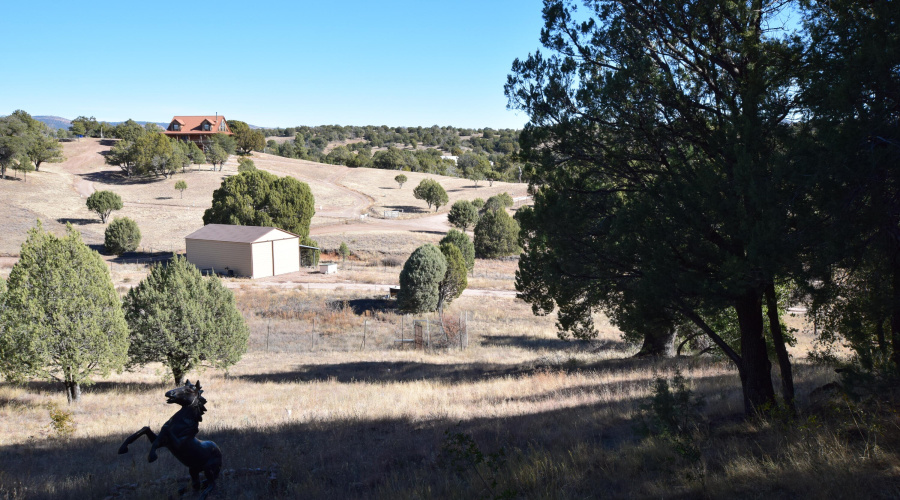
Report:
339,242,350,263
86,190,122,223
301,236,320,266
440,229,475,272
483,193,514,213
448,200,479,231
47,402,76,439
474,208,520,258
471,198,485,209
397,244,447,314
104,217,141,255
395,174,408,188
238,156,257,172
381,255,403,267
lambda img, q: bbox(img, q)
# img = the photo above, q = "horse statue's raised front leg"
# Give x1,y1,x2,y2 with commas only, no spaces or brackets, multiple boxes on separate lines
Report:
118,426,158,455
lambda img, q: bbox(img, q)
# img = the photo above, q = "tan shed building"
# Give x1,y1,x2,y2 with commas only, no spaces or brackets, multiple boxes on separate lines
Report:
185,224,301,279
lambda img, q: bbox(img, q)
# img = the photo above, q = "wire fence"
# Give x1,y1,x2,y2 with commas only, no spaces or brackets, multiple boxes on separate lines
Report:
246,310,471,354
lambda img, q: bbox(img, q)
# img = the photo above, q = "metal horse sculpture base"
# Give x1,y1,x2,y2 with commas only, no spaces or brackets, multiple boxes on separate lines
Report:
119,380,222,499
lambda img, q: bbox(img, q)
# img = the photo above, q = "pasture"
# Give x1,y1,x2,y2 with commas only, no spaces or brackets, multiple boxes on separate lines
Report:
2,280,896,499
1,141,898,499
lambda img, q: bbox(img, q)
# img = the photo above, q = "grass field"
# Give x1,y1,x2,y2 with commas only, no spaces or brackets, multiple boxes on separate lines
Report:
2,283,898,499
2,140,899,499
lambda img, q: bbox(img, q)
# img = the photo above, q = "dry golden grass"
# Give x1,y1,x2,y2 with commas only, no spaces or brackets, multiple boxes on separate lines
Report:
3,281,892,499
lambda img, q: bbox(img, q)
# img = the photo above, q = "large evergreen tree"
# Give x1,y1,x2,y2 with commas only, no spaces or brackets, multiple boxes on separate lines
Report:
203,169,316,238
123,256,248,385
507,0,810,414
0,222,129,403
800,0,900,370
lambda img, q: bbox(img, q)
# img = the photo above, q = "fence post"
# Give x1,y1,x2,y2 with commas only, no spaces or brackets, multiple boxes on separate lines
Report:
362,319,367,350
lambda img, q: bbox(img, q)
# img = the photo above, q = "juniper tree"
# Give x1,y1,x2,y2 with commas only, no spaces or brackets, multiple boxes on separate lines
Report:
507,0,812,414
448,200,479,232
413,179,449,212
474,207,519,259
0,222,129,403
86,190,123,223
123,255,248,385
204,169,315,239
104,217,141,256
175,180,187,198
397,244,447,314
440,229,475,272
437,243,468,313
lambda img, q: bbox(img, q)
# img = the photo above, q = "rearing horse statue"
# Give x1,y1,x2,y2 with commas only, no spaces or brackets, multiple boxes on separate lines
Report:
119,380,222,499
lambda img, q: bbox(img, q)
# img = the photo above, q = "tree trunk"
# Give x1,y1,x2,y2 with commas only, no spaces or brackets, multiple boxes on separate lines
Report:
171,363,186,386
735,291,776,415
65,380,81,404
635,325,675,357
765,283,795,413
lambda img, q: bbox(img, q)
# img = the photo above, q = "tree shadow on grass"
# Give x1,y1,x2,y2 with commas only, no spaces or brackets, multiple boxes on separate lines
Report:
0,400,641,499
85,245,175,265
340,298,397,315
479,335,617,352
56,218,97,226
383,205,428,214
410,230,447,236
78,169,166,186
237,360,529,384
3,369,851,500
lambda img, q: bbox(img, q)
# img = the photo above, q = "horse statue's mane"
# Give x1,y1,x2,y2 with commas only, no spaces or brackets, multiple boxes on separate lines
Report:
190,388,208,418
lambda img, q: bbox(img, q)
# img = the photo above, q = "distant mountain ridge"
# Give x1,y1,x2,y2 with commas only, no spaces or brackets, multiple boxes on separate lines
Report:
34,116,168,130
34,116,72,130
33,116,261,130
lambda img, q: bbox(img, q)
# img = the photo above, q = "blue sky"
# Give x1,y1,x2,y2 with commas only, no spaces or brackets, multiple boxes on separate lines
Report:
0,1,546,129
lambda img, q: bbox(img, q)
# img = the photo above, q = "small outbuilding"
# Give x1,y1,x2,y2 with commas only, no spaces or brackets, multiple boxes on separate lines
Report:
185,224,307,279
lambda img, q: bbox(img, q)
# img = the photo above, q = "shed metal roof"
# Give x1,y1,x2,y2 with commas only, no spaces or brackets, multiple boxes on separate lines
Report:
185,224,299,244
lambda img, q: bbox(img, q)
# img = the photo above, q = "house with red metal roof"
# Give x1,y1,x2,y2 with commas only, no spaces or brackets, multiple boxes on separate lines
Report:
162,115,232,147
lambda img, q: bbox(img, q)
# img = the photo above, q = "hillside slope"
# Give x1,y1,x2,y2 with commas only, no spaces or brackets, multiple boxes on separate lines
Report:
0,139,527,255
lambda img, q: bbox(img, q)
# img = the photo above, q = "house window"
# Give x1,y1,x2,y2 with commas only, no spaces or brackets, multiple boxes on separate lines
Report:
202,122,211,131
172,123,181,131
219,121,226,131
